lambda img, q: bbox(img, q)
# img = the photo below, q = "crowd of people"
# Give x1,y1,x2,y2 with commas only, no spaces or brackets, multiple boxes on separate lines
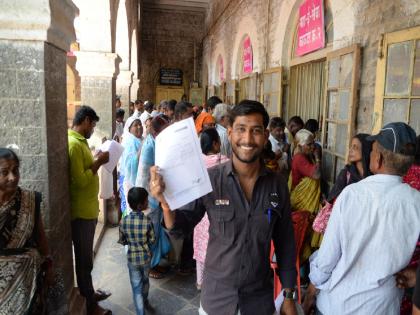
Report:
0,96,419,315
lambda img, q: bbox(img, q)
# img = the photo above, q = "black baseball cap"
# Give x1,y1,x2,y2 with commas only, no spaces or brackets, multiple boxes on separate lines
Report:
367,122,416,155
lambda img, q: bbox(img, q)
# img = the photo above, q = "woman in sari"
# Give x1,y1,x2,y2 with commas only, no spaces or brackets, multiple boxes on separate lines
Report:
119,116,143,217
289,129,321,260
0,148,53,314
135,115,171,279
193,128,229,290
314,133,373,234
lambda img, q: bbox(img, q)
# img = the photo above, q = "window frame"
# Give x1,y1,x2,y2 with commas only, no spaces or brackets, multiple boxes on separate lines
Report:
372,25,420,133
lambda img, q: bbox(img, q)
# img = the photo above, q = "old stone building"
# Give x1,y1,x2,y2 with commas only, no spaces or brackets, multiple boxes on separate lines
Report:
0,0,419,313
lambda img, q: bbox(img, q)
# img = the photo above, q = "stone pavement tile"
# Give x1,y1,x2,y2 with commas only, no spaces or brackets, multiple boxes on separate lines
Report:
176,304,199,315
159,273,199,301
99,299,135,315
190,294,201,307
147,287,187,315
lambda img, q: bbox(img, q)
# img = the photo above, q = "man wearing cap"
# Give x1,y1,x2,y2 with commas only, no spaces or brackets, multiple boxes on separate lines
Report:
303,122,420,315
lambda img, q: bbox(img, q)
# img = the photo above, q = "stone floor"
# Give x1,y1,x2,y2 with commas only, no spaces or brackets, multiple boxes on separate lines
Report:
92,227,200,315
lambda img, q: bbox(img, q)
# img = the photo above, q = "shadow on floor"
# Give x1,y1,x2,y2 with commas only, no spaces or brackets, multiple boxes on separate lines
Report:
92,227,200,315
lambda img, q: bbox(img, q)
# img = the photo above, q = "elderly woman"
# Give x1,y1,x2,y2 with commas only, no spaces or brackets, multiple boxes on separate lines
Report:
119,116,143,217
0,148,52,314
289,129,322,260
135,115,171,279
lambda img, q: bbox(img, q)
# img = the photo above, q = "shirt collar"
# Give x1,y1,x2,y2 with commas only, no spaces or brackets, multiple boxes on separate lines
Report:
269,133,279,144
68,129,87,141
217,124,227,132
223,159,270,178
362,173,402,183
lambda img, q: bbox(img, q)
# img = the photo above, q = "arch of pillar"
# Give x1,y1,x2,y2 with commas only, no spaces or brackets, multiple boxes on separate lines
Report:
272,0,356,66
231,15,261,79
115,0,133,113
210,42,227,85
130,29,139,102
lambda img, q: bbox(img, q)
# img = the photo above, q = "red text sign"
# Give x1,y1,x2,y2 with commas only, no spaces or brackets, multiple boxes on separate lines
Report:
296,0,325,56
243,36,253,74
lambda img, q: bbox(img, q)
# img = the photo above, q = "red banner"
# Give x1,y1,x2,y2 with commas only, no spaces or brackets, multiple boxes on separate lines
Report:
296,0,325,56
243,36,253,74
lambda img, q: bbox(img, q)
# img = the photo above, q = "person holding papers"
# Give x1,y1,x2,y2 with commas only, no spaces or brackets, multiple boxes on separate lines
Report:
68,106,111,315
150,100,298,315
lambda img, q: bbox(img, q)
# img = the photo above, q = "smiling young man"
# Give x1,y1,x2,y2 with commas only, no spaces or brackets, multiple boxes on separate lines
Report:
150,100,297,315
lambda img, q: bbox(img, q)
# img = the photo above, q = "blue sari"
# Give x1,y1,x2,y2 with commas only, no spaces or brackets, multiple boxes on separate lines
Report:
119,132,142,217
135,134,170,268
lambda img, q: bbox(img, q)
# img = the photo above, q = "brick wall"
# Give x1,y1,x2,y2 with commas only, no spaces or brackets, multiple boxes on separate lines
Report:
139,8,205,101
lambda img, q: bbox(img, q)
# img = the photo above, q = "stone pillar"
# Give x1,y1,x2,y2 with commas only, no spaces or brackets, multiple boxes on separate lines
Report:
116,70,134,113
75,51,120,149
0,0,78,305
131,78,140,102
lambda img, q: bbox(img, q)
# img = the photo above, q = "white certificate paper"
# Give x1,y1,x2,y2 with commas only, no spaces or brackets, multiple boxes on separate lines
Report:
99,140,124,173
155,117,212,209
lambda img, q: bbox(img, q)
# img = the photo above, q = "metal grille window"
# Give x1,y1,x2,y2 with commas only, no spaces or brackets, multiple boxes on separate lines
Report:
373,26,420,134
321,45,361,186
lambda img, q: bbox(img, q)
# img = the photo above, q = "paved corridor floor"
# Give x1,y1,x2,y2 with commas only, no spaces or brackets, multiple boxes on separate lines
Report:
92,227,200,315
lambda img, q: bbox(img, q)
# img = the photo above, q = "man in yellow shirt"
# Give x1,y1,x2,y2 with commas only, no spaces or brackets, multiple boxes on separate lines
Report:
68,106,111,315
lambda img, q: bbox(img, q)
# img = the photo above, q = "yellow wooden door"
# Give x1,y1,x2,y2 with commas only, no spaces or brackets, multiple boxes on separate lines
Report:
156,87,169,104
167,88,184,101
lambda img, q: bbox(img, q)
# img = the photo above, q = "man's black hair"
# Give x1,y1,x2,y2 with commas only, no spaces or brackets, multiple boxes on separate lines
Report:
168,99,177,111
206,96,222,111
73,105,99,126
116,108,125,118
305,119,319,133
127,187,148,210
269,117,286,129
288,116,304,127
200,128,221,155
0,148,19,166
174,101,193,119
229,100,269,128
145,102,154,112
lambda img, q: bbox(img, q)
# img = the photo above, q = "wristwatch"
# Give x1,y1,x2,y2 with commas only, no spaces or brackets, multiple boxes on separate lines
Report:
283,289,296,300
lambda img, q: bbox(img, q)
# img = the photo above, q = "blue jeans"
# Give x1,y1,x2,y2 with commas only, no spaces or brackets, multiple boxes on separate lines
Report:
127,262,150,315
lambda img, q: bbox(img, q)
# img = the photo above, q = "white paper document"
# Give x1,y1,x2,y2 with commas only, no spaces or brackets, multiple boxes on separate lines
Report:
155,117,212,209
99,140,124,173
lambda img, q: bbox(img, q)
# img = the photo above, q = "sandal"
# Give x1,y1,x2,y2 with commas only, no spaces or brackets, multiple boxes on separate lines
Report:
154,265,170,274
94,289,112,302
149,269,164,279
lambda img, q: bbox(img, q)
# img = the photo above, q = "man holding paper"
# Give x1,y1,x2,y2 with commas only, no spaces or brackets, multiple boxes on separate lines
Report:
68,106,112,315
150,100,297,315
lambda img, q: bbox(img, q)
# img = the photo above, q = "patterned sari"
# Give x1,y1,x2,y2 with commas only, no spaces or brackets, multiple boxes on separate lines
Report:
0,188,44,314
288,165,322,262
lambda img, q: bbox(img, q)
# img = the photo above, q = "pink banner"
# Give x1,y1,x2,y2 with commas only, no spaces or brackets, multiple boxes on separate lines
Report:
296,0,325,56
243,36,253,74
218,56,224,82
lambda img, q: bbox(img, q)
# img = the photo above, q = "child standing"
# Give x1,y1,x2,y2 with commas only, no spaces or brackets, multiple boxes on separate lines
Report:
120,187,155,315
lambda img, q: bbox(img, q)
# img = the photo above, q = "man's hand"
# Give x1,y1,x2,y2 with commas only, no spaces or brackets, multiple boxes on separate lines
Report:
150,166,175,229
280,298,298,315
150,166,166,203
302,283,317,314
395,266,417,289
91,151,110,174
95,151,110,165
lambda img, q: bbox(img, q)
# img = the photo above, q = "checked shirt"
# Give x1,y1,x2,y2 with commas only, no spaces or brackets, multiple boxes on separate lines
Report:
120,211,155,267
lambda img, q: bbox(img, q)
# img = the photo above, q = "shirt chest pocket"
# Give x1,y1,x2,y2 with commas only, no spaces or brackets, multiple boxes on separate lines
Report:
208,205,235,245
